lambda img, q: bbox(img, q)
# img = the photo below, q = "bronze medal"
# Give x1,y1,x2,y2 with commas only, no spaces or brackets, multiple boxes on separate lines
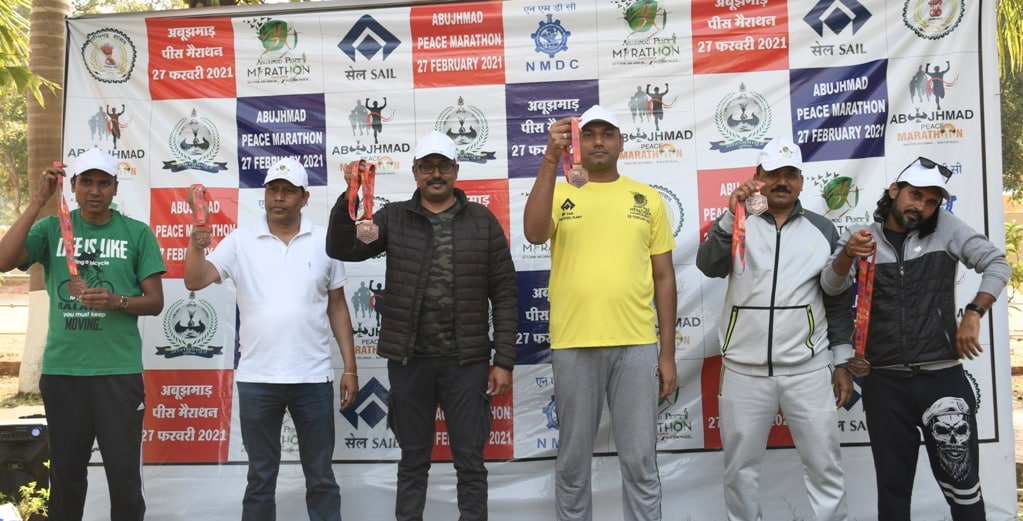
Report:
192,228,211,249
356,220,379,243
745,193,768,216
568,165,588,188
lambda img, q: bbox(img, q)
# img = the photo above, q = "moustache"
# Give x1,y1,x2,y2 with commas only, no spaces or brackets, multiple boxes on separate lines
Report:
770,186,791,194
427,178,447,186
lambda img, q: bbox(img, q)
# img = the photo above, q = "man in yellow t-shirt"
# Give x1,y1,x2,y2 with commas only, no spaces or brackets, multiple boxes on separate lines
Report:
523,105,677,521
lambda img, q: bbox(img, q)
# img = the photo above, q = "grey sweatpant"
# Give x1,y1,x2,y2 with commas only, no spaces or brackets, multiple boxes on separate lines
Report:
552,343,661,521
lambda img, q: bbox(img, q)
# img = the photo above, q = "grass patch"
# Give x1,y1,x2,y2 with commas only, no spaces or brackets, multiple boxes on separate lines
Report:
0,392,41,409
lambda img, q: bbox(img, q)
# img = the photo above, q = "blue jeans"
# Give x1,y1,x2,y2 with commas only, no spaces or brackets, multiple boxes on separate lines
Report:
237,381,341,521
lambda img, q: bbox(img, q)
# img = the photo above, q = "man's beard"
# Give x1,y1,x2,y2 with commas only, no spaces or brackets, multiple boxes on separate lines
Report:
892,206,924,231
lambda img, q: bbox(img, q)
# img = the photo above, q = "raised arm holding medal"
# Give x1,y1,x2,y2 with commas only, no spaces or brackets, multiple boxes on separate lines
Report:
695,136,854,521
523,105,677,521
184,157,358,520
327,131,517,521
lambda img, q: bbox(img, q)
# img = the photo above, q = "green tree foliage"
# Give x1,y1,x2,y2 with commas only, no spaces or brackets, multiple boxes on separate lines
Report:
1004,221,1023,300
0,0,56,107
73,0,187,14
1000,0,1023,200
0,92,28,222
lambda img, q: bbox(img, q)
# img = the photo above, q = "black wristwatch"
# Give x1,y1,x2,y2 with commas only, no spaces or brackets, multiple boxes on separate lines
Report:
964,303,986,317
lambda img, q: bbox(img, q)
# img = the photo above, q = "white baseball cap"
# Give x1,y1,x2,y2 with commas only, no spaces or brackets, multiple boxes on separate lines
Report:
895,157,951,200
578,105,620,130
757,137,803,171
71,148,118,178
414,131,458,160
264,157,309,188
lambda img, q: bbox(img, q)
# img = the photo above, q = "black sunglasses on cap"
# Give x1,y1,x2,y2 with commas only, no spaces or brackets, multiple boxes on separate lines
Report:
908,156,953,182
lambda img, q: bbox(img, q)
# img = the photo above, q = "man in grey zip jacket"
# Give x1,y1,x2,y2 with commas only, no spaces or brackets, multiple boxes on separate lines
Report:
696,137,854,521
821,157,1009,521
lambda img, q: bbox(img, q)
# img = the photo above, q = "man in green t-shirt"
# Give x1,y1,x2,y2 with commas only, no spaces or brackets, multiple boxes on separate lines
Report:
0,148,165,521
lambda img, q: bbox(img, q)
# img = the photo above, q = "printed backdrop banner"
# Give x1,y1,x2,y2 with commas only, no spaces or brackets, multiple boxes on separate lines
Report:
64,0,1016,519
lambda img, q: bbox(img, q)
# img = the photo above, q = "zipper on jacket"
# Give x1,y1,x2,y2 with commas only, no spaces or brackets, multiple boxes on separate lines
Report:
767,227,782,376
878,227,909,367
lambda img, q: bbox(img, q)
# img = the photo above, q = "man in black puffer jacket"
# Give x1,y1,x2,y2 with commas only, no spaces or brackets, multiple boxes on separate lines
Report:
326,130,517,521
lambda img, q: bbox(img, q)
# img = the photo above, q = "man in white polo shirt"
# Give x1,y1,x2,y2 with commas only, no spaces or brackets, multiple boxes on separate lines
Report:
184,157,358,521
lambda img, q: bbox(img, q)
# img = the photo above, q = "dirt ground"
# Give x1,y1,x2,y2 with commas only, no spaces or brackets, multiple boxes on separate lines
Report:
0,277,33,408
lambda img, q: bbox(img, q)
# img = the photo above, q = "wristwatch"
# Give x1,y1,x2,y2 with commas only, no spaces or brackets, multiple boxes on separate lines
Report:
119,295,129,311
964,303,986,317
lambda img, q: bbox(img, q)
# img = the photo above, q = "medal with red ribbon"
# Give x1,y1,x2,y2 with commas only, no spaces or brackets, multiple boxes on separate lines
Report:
54,162,85,298
730,182,763,275
189,184,212,249
853,243,877,357
561,117,588,188
347,159,378,243
732,201,748,274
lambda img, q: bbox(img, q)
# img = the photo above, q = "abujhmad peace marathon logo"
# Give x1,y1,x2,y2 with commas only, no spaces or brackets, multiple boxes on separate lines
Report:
902,0,964,40
808,170,866,220
81,28,137,84
163,108,228,173
156,292,223,359
709,82,772,152
531,14,571,58
241,17,310,85
610,0,681,66
436,97,496,163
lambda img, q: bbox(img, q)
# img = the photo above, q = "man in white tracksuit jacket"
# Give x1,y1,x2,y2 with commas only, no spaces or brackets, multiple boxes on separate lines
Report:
696,137,854,521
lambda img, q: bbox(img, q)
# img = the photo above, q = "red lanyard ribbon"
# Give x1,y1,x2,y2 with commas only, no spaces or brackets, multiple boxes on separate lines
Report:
560,117,583,180
732,203,747,274
347,160,376,221
54,163,78,279
190,184,209,227
853,248,877,356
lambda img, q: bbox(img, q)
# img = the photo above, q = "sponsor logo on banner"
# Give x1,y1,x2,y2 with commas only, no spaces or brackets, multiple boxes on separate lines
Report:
891,60,972,145
338,15,401,82
709,83,771,152
156,292,223,359
436,97,497,163
241,17,311,85
902,0,964,40
340,377,390,429
650,184,684,238
530,14,571,58
81,28,137,83
808,171,870,228
675,314,699,347
89,104,132,151
163,108,228,173
658,388,694,441
609,0,681,67
525,14,580,73
621,83,694,157
543,394,559,430
803,0,871,36
350,278,386,350
339,15,402,61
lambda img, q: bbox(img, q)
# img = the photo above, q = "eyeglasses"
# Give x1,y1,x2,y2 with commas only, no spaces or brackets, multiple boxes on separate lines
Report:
910,156,953,182
415,161,456,175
